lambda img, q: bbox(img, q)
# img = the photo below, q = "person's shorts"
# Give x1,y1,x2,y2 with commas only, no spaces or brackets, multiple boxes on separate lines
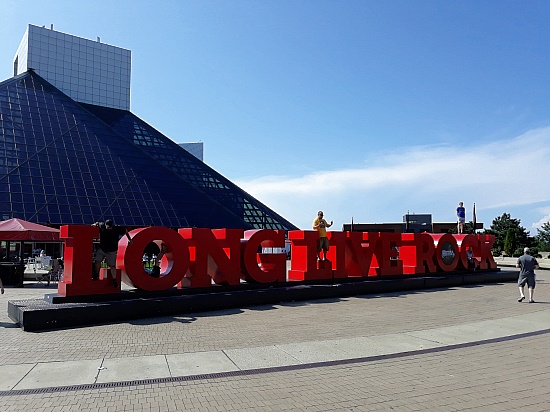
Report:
95,249,117,268
317,237,329,252
458,217,465,224
518,274,536,288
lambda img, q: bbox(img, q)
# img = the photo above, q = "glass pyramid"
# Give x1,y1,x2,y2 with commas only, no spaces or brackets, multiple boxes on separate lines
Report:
0,70,297,230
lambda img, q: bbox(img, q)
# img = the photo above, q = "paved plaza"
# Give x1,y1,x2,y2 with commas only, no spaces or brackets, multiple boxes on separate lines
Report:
0,258,549,411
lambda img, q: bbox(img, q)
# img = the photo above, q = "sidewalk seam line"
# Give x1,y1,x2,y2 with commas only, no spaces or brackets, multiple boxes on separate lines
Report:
9,363,38,392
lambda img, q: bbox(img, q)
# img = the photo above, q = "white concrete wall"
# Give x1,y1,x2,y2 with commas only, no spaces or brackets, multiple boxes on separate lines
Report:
13,24,131,110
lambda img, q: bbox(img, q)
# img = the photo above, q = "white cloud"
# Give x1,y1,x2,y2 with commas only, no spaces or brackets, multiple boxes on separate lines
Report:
533,216,550,230
532,206,550,231
236,127,550,230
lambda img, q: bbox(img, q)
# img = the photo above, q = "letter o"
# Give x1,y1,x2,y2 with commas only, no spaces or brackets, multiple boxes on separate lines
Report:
118,226,189,291
434,233,459,272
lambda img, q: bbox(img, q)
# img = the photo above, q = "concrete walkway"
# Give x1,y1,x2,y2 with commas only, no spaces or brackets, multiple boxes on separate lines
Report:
0,259,549,410
497,255,550,269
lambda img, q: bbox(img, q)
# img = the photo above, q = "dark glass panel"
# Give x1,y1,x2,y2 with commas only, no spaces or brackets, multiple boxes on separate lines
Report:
60,213,72,223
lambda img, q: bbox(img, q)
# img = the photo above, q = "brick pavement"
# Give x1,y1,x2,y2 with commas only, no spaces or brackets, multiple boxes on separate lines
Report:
0,265,549,411
1,276,547,365
1,333,549,411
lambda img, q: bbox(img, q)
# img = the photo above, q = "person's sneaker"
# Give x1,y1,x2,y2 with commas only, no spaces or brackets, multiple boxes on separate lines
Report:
529,299,535,303
518,296,525,302
150,265,161,278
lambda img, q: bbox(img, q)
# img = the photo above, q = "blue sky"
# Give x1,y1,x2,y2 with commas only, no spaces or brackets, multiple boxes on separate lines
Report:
1,0,549,233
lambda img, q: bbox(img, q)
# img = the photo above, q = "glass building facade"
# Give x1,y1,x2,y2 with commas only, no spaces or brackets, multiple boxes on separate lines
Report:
0,71,297,230
2,25,296,230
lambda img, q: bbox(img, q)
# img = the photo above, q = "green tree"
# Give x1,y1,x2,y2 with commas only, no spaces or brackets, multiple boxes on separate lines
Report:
503,229,516,257
484,213,531,254
536,222,550,252
447,222,475,234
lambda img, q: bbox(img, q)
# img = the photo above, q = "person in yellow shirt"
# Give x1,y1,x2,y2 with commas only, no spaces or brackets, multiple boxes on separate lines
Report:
313,210,333,261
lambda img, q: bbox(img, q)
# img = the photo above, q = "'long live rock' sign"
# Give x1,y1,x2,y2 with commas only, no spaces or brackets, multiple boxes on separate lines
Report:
58,225,496,297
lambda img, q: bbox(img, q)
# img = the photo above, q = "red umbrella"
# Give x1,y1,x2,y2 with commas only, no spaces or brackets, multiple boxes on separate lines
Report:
0,218,59,241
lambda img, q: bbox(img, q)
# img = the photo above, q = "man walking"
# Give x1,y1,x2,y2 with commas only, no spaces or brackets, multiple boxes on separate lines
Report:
516,247,539,303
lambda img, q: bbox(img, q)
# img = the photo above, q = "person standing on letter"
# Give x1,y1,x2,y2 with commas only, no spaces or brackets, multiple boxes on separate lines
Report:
313,211,333,261
456,202,466,234
92,219,132,287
